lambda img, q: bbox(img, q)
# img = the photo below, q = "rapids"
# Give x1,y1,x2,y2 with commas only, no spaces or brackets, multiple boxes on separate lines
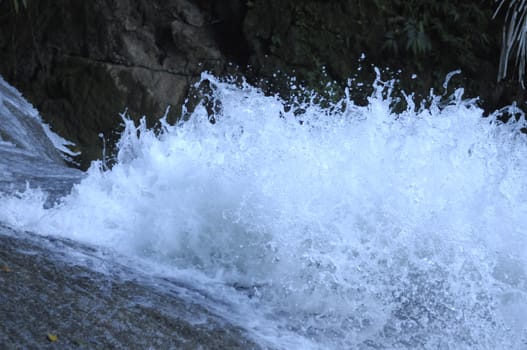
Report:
1,72,527,349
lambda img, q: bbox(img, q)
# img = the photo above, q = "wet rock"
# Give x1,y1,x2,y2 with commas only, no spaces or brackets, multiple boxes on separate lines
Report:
171,0,205,27
171,19,222,59
0,226,262,349
0,0,228,169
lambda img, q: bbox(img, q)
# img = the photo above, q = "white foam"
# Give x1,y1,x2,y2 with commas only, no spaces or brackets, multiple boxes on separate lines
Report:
2,73,527,349
0,75,80,161
41,122,80,158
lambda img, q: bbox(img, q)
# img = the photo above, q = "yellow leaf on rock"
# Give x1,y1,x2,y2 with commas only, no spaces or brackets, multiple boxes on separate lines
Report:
47,333,58,342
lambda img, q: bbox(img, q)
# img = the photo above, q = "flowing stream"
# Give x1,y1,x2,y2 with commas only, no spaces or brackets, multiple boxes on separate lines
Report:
1,72,527,349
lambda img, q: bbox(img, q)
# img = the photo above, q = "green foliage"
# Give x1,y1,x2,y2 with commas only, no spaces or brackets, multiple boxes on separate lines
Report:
3,0,27,13
372,0,493,69
494,0,527,86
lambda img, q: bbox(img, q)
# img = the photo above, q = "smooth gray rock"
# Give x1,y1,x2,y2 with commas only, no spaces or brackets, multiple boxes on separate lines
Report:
0,226,262,349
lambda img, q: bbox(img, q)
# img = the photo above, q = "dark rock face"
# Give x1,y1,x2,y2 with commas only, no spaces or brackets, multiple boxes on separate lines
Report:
0,0,524,168
242,0,522,111
0,0,229,169
244,1,360,84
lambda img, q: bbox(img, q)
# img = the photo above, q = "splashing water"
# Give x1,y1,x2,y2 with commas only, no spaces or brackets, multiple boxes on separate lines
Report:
1,73,527,349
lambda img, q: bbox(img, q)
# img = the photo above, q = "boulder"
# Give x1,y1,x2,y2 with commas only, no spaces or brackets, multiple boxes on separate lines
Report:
0,0,227,169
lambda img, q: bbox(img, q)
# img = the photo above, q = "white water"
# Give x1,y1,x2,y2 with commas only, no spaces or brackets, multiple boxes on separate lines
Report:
2,73,527,349
0,76,78,162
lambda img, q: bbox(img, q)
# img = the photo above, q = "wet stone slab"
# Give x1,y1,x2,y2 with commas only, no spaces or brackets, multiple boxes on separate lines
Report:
0,226,262,349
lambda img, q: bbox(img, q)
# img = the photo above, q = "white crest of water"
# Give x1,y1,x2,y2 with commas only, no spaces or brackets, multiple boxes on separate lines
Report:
0,76,79,160
2,72,527,349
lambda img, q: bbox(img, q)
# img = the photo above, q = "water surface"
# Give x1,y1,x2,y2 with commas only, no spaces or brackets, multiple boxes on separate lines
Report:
1,73,527,349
